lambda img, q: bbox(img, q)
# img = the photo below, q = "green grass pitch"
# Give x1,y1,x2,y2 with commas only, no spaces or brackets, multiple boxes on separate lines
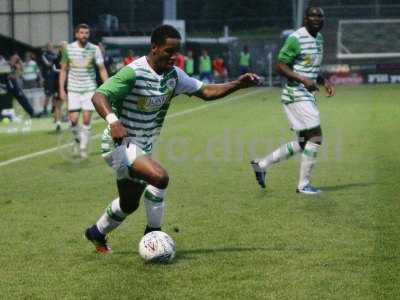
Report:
0,84,399,299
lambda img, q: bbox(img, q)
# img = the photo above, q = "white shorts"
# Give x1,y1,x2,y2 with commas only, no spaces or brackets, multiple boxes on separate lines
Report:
283,101,320,131
68,91,95,111
102,140,147,181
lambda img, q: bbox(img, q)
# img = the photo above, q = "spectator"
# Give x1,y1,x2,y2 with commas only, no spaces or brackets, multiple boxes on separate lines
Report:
239,45,251,74
0,55,9,73
49,41,68,131
0,54,11,69
199,50,212,83
22,52,42,89
184,50,194,76
0,55,14,122
41,42,58,116
213,54,228,83
99,42,115,76
6,53,35,118
9,53,24,86
175,52,185,70
123,49,137,65
22,52,44,115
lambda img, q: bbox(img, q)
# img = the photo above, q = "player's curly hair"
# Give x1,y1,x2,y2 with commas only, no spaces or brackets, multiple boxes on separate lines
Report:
151,25,181,46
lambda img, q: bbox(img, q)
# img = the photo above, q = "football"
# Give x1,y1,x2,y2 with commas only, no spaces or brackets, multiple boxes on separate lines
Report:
138,231,176,263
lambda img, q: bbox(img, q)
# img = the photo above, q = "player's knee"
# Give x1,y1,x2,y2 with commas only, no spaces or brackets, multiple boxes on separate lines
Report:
152,170,169,189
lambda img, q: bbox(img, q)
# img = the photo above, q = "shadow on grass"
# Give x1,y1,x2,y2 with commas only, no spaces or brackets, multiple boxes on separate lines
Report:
113,245,315,261
177,247,282,260
45,129,62,136
320,182,375,192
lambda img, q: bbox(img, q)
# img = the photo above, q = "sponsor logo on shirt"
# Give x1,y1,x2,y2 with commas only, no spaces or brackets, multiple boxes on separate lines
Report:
137,95,169,112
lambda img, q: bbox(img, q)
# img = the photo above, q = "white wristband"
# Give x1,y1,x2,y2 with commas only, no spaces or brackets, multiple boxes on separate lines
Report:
105,113,118,125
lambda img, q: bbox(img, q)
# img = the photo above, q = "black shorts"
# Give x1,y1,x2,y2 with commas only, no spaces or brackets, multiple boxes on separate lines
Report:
44,74,58,97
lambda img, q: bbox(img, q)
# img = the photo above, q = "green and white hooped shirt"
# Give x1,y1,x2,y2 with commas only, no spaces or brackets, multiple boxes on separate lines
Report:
22,60,40,81
278,27,324,104
62,41,104,93
98,56,204,154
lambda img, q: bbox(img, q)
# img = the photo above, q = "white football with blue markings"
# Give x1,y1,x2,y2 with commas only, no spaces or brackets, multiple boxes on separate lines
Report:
139,231,176,263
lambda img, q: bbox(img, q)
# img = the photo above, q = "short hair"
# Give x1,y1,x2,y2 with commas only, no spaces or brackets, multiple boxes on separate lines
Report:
151,25,181,46
75,23,90,33
305,6,324,17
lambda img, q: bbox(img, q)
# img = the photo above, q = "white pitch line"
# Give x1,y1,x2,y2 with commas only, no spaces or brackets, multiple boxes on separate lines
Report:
0,88,265,168
0,143,72,167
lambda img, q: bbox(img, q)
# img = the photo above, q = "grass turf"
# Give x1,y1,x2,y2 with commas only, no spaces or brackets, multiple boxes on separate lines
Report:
0,85,399,299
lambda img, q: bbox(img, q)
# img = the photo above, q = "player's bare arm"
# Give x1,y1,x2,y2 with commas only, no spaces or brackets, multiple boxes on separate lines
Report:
324,80,335,97
59,62,68,101
92,92,128,142
317,74,335,97
98,63,109,83
195,73,260,100
324,79,335,97
277,62,319,92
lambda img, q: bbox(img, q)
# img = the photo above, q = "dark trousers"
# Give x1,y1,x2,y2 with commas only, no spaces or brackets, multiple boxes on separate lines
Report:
6,78,34,116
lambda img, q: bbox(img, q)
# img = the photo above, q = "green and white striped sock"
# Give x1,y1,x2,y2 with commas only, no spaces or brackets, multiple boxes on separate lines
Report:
298,142,320,189
259,141,301,169
80,124,91,150
96,198,128,235
144,185,166,229
70,123,80,142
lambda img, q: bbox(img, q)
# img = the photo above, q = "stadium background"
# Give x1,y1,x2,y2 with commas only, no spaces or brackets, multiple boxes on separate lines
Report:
1,1,400,299
1,0,400,83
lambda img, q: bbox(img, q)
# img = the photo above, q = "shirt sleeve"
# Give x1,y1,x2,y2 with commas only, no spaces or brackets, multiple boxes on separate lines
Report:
61,48,69,65
95,46,104,65
96,66,136,106
174,67,203,95
278,36,301,64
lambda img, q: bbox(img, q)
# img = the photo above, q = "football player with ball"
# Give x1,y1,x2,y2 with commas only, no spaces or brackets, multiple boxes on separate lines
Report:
85,24,260,255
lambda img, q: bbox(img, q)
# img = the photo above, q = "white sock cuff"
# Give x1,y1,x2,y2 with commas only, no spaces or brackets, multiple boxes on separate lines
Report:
144,185,166,202
106,198,128,221
82,124,91,131
144,199,165,228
